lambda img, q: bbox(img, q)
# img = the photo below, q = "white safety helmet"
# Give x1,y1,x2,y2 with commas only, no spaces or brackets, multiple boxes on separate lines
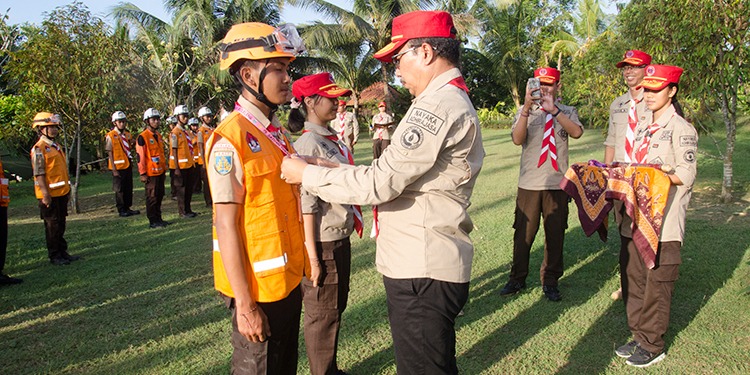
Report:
143,108,161,121
197,106,212,117
111,111,127,122
188,117,200,126
173,105,189,116
165,116,177,125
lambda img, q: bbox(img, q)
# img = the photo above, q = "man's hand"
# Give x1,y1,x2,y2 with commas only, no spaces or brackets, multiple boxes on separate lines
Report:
42,194,51,207
112,170,120,177
140,175,148,183
308,258,321,287
175,168,181,177
237,305,272,343
540,89,557,113
281,155,310,184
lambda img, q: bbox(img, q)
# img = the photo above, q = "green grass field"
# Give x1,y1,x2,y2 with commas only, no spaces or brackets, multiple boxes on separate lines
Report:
1,128,749,374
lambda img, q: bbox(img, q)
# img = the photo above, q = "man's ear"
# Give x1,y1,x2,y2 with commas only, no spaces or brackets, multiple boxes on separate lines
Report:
239,63,257,89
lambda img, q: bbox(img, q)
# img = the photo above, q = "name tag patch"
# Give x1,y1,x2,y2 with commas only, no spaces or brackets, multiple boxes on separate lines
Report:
680,135,697,147
406,108,444,135
214,151,233,175
400,126,424,150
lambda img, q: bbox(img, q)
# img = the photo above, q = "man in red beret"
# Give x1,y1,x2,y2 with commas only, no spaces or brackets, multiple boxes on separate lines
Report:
371,101,395,159
501,67,583,302
282,10,485,374
330,99,359,153
605,49,653,301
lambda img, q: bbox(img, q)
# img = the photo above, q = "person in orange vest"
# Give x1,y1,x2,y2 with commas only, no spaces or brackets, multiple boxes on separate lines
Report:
206,22,306,374
31,112,81,266
165,115,178,200
0,155,22,284
196,106,214,206
136,108,170,229
170,105,197,218
106,111,140,217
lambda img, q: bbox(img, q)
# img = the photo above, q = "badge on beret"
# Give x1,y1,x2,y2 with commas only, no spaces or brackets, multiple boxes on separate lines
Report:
246,132,261,153
401,126,424,150
539,68,548,76
626,51,634,58
214,151,233,175
646,66,656,76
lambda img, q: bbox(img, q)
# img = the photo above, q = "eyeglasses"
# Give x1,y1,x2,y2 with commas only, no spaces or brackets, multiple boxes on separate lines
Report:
393,47,417,68
622,65,647,71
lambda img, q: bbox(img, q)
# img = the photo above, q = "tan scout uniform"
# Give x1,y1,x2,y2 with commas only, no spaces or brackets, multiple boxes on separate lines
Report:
606,92,651,162
620,103,697,355
302,68,484,284
329,111,359,151
371,112,394,159
295,123,355,242
509,103,583,288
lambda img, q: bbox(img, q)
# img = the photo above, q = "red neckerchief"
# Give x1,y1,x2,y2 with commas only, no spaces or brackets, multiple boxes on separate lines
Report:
537,109,559,171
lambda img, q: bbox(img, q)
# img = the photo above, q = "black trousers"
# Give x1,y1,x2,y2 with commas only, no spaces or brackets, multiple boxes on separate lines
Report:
227,285,302,375
372,139,390,159
193,164,203,193
173,167,196,215
620,237,681,353
39,194,68,260
169,169,176,198
302,238,351,375
383,276,469,375
510,188,569,286
144,174,165,224
194,164,212,206
112,166,133,213
0,206,7,273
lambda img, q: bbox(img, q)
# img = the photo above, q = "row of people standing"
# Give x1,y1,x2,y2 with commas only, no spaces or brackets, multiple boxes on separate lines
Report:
497,49,696,368
105,106,217,228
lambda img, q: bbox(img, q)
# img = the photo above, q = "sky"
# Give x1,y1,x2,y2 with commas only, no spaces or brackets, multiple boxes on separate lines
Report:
2,0,350,27
4,1,620,28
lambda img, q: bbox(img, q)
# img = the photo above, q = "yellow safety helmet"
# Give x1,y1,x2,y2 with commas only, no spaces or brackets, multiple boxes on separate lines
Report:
219,23,305,71
32,112,61,128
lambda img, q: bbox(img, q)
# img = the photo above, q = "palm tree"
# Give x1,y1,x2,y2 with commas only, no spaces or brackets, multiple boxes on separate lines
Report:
546,0,611,69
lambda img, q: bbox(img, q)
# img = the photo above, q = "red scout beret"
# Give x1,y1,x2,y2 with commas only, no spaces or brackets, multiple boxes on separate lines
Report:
338,100,347,106
292,72,352,101
378,101,386,108
639,65,684,91
374,11,457,63
534,67,561,84
616,50,652,68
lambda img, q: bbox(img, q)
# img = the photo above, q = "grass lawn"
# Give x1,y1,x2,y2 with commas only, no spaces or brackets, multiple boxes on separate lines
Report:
1,127,749,374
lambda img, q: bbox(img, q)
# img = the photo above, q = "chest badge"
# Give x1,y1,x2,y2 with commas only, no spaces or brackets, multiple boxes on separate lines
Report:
246,132,261,153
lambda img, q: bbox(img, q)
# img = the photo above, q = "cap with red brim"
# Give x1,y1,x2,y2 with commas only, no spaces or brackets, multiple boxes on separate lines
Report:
374,11,457,63
616,49,652,68
638,65,683,91
292,72,352,100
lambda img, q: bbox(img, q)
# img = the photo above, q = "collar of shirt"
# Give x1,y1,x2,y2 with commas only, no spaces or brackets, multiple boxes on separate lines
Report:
303,121,337,137
414,67,464,102
40,135,56,145
237,94,281,131
652,103,676,130
629,89,644,104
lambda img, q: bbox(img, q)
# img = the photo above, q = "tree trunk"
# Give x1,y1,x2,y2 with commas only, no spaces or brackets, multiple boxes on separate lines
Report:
381,65,391,105
718,82,737,203
72,118,82,214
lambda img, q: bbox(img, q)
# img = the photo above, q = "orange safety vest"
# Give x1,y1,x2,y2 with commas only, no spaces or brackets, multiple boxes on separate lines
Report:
0,159,9,207
191,130,204,165
206,111,305,303
106,128,133,170
137,129,167,176
169,126,194,169
31,139,70,199
194,125,213,165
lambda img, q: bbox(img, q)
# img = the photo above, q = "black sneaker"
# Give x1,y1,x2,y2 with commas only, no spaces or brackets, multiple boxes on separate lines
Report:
50,257,70,266
615,340,639,358
626,346,665,367
119,211,133,217
62,253,81,262
0,274,23,285
500,281,525,296
542,285,562,301
126,209,140,215
150,222,168,229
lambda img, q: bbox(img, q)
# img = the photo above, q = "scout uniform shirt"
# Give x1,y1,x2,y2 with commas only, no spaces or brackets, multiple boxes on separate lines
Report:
622,104,697,243
105,127,134,170
329,111,359,150
513,104,583,191
606,91,651,162
206,95,305,302
372,112,394,141
302,68,485,284
294,122,355,242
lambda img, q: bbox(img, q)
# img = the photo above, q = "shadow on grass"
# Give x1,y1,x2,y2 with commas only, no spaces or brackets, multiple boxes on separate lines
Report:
457,226,611,373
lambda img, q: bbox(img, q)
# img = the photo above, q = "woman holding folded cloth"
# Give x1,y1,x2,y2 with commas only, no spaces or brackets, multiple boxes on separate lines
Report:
615,65,697,368
289,72,361,375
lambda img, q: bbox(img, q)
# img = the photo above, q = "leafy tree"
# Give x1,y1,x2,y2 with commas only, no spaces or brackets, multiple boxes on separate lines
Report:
545,0,611,70
8,2,125,213
618,0,749,203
